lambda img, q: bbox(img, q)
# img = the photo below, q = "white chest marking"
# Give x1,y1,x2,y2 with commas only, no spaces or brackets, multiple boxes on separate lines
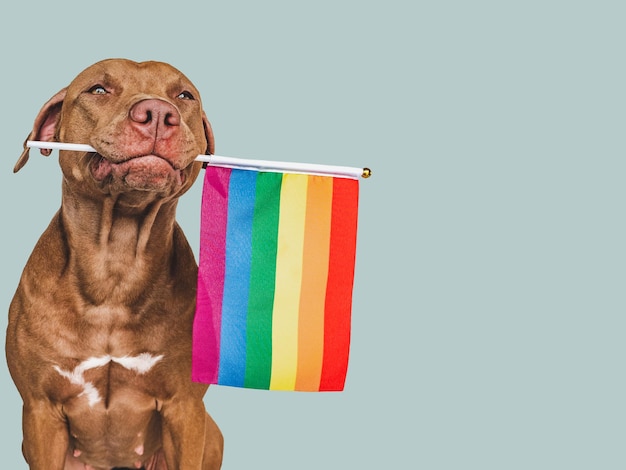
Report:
54,353,164,406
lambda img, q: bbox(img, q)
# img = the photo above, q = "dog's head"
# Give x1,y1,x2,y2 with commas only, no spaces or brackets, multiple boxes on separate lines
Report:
15,58,214,203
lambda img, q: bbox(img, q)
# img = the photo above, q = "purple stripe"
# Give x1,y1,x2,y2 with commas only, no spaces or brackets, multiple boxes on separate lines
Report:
192,166,232,383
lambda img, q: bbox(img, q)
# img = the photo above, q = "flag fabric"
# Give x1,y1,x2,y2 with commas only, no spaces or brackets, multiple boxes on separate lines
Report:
192,165,359,391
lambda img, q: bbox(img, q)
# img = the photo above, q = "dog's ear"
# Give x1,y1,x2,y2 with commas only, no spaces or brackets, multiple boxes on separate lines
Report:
202,111,215,155
14,88,68,173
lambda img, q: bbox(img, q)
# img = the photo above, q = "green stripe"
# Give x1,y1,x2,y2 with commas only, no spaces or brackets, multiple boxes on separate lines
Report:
244,172,283,389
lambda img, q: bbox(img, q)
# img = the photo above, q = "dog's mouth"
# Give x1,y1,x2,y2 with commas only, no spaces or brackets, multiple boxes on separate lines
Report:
89,152,187,191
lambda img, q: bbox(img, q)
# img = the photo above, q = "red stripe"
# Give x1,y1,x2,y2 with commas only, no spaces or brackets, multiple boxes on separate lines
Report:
319,178,359,391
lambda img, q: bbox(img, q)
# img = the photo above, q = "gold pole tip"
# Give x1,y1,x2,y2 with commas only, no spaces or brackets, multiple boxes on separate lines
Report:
362,168,372,178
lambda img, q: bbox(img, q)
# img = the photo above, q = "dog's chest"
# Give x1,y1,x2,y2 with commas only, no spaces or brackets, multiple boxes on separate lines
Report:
50,354,168,468
44,296,192,407
53,353,164,407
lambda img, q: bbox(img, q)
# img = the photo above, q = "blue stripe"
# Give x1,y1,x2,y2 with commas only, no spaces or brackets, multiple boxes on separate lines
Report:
218,169,257,386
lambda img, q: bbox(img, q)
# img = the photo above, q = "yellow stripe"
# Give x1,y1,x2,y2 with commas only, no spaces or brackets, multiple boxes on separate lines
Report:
270,174,308,390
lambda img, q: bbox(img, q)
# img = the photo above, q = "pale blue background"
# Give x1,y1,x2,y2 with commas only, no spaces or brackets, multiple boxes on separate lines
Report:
1,1,625,468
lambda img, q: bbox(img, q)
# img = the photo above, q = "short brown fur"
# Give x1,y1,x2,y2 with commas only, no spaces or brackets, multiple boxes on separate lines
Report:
6,59,223,470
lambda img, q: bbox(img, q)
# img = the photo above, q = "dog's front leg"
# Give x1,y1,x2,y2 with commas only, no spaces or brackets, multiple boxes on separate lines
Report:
160,399,222,470
22,400,68,470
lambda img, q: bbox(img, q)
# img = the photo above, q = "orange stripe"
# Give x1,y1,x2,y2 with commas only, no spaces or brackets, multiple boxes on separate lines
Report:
295,176,333,391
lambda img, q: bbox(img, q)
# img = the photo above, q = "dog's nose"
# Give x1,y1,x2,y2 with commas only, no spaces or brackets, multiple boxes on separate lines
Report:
129,99,180,140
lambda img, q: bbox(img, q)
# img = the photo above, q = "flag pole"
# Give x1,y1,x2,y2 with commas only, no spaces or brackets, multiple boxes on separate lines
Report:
26,141,371,179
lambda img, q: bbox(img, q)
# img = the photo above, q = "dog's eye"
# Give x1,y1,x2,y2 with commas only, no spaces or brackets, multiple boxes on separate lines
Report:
177,91,195,100
88,85,108,95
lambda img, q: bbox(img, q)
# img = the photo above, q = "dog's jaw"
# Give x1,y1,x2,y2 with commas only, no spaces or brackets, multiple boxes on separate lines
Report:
89,152,188,192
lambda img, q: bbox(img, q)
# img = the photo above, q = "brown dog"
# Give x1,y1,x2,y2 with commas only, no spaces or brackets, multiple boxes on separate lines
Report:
6,59,223,470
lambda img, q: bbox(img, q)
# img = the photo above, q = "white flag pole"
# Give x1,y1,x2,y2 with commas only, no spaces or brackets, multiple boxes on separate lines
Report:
26,141,371,179
27,141,95,153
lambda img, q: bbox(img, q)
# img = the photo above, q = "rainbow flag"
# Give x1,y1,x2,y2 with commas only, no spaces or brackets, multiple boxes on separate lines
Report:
192,165,359,391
